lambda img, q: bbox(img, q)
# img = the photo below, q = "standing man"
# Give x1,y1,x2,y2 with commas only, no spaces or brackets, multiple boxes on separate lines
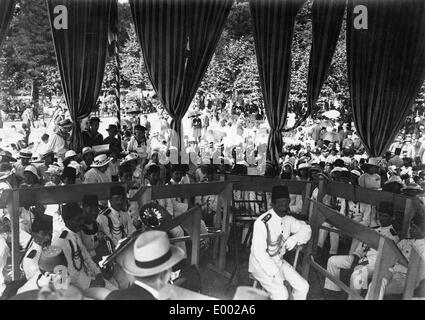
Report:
47,119,73,161
82,117,104,147
249,185,311,300
127,125,150,164
103,124,122,155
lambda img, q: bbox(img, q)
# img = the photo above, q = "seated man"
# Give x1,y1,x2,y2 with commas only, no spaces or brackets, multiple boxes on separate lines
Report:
106,230,184,300
52,203,107,291
365,213,425,299
17,245,69,295
97,186,136,248
22,215,53,280
249,185,311,300
323,201,400,298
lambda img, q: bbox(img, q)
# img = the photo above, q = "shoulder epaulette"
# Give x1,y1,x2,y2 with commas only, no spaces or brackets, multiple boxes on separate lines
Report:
101,208,111,216
372,226,379,229
390,228,397,236
59,230,68,239
262,213,272,224
26,250,37,259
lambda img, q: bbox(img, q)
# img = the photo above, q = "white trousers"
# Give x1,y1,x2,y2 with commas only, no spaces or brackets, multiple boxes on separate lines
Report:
324,255,355,291
168,226,187,258
318,222,340,255
252,260,309,300
365,273,406,300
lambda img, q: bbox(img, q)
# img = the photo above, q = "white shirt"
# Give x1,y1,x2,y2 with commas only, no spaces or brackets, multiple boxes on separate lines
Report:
134,280,159,299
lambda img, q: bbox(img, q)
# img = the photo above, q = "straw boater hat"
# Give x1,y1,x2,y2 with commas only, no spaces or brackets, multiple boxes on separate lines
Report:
18,149,33,159
121,230,184,277
24,165,40,179
90,154,112,168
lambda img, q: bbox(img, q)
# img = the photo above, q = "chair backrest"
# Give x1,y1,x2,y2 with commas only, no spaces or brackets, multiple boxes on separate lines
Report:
232,190,268,218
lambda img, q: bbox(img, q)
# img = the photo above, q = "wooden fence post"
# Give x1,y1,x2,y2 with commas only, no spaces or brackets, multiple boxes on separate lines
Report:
8,191,20,280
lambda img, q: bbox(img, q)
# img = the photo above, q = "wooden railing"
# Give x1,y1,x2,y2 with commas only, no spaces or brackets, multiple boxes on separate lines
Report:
130,181,233,271
0,182,127,280
303,198,409,300
317,177,415,238
403,246,425,300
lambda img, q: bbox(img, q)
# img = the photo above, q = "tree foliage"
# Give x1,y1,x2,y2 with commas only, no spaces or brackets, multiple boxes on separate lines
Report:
0,0,59,104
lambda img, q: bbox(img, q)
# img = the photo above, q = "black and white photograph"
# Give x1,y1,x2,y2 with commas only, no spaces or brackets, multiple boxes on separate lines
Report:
0,0,424,304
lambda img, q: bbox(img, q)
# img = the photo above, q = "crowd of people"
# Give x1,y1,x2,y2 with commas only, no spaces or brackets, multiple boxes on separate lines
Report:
0,90,424,300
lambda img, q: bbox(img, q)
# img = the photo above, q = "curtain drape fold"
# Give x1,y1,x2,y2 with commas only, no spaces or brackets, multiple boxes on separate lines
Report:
306,0,346,120
250,0,305,168
130,0,232,158
0,0,16,49
347,0,425,157
47,0,114,152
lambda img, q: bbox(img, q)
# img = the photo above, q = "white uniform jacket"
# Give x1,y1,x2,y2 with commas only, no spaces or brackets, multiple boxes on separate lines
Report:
249,209,311,279
52,226,101,291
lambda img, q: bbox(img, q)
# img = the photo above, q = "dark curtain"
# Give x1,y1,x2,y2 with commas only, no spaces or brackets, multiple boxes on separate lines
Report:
306,0,346,121
0,0,16,48
130,0,232,155
47,0,115,152
347,0,425,157
250,0,305,167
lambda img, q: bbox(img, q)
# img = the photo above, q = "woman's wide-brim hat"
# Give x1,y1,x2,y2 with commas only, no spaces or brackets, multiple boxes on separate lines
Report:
121,153,139,165
63,150,77,161
121,230,184,277
82,147,95,157
90,154,112,168
24,165,40,179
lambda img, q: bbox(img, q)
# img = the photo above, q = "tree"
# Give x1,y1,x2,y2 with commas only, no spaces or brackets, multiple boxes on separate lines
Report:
0,0,59,106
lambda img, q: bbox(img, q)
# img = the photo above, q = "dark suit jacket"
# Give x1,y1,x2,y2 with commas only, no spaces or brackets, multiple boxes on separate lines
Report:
105,284,156,300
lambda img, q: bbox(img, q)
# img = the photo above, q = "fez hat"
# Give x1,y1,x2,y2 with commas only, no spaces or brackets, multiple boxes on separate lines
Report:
271,185,289,201
61,166,76,180
110,185,126,197
82,194,98,207
121,231,184,277
170,164,189,173
61,202,82,221
134,124,147,132
31,214,53,233
333,159,345,168
38,246,68,273
377,201,394,216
